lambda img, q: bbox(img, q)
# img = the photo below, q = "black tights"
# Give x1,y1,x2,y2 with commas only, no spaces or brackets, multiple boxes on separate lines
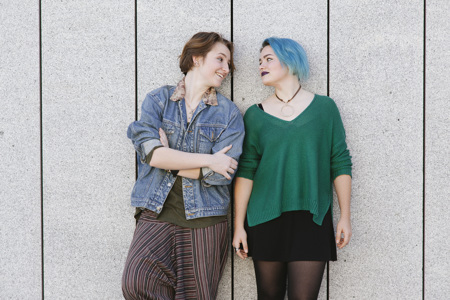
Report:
253,260,326,300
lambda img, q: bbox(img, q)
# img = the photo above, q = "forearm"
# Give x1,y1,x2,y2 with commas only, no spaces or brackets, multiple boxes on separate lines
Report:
150,147,211,170
177,168,201,179
234,177,254,229
333,174,352,218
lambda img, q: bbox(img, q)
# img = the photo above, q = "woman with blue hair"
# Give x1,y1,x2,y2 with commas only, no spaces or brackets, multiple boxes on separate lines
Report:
233,37,353,299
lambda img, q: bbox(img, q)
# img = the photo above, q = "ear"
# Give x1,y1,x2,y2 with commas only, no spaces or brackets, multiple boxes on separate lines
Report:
192,56,203,67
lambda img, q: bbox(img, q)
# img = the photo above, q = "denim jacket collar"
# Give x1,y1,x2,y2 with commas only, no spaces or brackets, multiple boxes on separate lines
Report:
169,77,218,106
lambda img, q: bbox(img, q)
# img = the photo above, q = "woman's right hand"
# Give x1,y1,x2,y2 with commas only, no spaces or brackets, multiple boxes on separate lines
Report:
209,145,238,180
232,227,248,259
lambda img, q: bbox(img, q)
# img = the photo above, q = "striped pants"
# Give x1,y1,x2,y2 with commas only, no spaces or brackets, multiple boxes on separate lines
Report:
122,210,228,300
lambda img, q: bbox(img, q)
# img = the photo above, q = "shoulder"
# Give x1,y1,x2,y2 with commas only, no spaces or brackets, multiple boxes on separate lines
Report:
313,94,335,105
312,94,340,113
216,91,238,110
242,105,262,131
243,104,259,118
147,85,176,100
215,91,244,121
142,85,176,109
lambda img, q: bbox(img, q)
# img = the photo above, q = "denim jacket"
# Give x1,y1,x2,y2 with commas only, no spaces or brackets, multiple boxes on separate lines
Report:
127,79,245,219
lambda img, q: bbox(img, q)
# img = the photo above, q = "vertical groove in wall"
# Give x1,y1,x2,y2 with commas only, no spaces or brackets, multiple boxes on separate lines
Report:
326,0,330,97
326,0,330,298
134,0,138,179
230,1,234,299
39,0,44,298
422,1,426,299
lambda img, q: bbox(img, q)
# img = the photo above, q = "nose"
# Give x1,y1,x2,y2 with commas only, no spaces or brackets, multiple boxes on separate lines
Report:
223,63,230,74
259,62,265,70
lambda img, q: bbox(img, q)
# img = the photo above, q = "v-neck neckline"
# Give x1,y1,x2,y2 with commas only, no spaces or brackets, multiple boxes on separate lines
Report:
256,94,317,123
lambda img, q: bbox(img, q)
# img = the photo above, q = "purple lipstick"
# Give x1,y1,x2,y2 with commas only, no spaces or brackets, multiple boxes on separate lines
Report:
261,71,269,77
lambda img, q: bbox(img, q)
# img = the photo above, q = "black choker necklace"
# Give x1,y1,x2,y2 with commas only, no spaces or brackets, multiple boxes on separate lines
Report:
275,85,301,117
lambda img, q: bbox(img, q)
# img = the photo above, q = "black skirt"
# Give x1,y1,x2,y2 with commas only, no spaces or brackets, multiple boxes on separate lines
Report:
244,208,337,262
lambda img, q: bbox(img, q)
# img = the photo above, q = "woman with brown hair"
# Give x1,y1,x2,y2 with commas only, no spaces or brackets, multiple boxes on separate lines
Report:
122,32,244,300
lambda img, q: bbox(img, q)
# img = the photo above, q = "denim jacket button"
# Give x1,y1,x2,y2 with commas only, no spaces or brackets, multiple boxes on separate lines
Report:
167,182,172,187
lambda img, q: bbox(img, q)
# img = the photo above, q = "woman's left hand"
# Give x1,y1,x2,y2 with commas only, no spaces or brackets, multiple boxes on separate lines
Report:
159,128,169,148
336,216,352,249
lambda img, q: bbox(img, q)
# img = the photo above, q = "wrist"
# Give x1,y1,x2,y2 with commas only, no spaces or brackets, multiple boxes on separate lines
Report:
234,220,245,230
339,212,351,220
202,153,214,168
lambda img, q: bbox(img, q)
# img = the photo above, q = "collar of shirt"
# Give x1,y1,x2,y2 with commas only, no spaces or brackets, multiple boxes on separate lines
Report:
169,77,218,106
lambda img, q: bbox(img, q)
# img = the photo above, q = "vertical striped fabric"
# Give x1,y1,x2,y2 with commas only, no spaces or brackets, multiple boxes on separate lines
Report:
122,209,228,299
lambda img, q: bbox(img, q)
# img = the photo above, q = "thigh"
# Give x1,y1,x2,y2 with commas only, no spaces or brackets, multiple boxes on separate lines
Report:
122,210,176,300
287,261,326,300
174,220,229,300
253,260,287,300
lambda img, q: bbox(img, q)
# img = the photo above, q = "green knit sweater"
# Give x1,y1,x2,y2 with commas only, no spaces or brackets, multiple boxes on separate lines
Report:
236,95,352,227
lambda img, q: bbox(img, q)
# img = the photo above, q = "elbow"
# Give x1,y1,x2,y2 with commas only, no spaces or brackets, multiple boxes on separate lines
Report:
148,147,165,168
148,159,157,168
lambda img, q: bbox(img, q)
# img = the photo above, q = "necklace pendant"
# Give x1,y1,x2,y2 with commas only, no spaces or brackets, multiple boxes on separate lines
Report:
281,104,295,117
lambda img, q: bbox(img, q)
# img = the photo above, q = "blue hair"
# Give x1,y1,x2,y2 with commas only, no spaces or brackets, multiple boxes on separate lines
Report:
262,37,310,82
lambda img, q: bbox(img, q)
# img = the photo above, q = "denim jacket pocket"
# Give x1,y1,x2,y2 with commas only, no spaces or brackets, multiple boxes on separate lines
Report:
197,125,226,153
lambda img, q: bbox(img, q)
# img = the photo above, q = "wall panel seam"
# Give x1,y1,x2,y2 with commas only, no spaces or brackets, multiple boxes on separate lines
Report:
230,1,235,299
326,1,330,298
135,0,138,180
39,0,44,298
422,1,426,299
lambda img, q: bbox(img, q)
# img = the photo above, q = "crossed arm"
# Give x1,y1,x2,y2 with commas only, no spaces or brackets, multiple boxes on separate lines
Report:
153,128,237,180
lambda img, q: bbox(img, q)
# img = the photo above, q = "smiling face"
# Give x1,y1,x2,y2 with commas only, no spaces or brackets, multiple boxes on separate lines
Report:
195,42,231,88
259,45,289,86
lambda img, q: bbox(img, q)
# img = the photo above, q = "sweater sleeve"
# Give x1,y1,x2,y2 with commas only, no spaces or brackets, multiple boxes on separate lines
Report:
330,101,352,181
236,107,261,180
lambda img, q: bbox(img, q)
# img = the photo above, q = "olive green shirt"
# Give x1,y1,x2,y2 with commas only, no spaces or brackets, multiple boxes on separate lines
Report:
135,146,226,228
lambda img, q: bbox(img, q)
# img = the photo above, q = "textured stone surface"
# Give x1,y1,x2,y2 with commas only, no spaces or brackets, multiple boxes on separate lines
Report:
233,1,328,299
41,1,135,298
329,1,423,299
425,0,450,298
0,1,41,299
137,1,232,298
2,1,449,299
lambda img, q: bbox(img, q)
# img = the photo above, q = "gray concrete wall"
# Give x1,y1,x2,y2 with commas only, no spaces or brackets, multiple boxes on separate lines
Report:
329,1,424,298
425,0,450,298
1,1,41,299
0,1,448,299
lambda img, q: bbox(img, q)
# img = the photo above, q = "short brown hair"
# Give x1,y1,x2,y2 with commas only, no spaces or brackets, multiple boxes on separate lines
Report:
179,32,235,75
